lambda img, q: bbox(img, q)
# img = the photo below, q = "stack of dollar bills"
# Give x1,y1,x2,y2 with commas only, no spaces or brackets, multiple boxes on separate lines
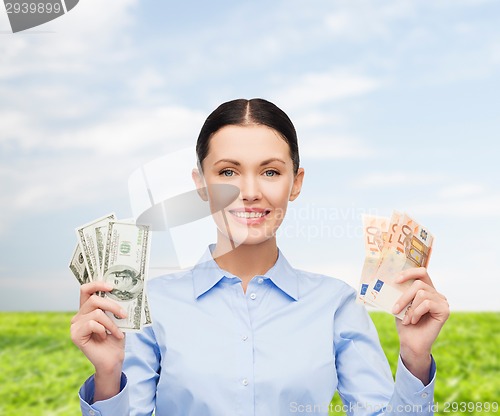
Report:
69,213,152,332
357,211,434,319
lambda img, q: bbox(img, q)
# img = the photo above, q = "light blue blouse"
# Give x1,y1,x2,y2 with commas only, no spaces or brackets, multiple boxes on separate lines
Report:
79,245,435,415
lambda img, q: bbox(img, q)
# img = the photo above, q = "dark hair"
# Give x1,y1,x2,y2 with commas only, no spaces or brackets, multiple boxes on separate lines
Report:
196,98,300,174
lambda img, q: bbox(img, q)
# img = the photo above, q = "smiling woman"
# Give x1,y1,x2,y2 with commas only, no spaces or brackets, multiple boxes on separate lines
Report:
191,101,305,289
70,98,449,416
192,123,304,268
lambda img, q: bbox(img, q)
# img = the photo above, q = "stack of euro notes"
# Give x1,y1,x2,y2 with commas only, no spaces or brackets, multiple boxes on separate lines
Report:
357,212,434,319
69,213,152,332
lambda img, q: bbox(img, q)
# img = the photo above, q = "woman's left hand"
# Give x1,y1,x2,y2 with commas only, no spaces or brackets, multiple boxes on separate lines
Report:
392,267,450,382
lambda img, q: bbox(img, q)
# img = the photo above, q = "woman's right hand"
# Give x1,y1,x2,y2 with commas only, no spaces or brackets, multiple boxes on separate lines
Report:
70,281,126,400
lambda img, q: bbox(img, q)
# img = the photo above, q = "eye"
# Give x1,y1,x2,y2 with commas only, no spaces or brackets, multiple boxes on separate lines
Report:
219,169,235,177
264,169,280,177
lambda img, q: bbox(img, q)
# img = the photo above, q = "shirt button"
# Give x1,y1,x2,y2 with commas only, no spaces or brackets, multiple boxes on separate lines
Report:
242,378,249,386
257,278,264,284
242,335,248,341
421,392,429,398
89,411,96,416
250,293,257,300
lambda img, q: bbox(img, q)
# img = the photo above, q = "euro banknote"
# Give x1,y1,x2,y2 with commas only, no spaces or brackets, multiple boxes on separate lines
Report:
359,212,434,319
357,214,390,305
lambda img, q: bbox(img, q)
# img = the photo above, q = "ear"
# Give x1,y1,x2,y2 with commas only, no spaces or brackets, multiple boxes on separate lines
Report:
289,168,305,202
192,168,208,201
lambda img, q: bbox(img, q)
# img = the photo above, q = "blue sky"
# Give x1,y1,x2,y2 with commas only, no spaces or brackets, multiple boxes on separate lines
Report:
0,0,499,311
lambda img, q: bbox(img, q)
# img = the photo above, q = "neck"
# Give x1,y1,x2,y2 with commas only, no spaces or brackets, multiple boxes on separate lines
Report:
212,235,278,292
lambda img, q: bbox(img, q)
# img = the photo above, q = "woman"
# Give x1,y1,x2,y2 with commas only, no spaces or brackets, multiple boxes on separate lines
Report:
71,98,449,415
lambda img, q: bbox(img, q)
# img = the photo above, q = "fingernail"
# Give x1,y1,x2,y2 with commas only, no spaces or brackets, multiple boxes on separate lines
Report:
402,315,409,325
392,303,400,314
104,283,114,290
120,308,127,317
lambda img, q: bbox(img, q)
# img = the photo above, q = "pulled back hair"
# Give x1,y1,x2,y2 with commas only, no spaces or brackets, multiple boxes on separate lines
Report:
196,98,300,175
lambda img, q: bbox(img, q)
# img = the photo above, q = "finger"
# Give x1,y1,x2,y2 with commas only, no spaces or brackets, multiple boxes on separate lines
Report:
78,295,127,319
79,281,114,307
86,308,125,340
395,267,434,288
73,308,124,342
392,279,436,315
71,318,107,346
408,299,433,324
402,287,449,324
407,296,449,325
71,295,126,326
91,320,108,341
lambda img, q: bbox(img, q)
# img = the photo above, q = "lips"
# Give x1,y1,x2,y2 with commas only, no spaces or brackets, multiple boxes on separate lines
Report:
228,208,271,224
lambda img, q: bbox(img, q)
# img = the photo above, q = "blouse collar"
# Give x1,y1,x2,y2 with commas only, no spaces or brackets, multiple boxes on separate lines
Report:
192,244,299,301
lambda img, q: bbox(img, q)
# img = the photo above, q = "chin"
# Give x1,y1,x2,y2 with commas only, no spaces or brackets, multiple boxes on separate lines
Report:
229,226,278,248
240,235,275,247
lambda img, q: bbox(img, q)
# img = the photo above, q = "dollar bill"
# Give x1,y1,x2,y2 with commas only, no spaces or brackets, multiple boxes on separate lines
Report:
96,224,109,274
75,213,116,282
364,212,434,319
69,243,90,285
357,214,390,304
101,220,152,332
142,295,152,327
71,214,152,331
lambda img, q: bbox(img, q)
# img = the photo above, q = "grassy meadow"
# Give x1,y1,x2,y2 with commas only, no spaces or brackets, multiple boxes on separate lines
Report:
0,312,498,415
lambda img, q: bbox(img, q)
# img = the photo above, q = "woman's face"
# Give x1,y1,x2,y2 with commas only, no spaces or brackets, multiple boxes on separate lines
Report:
194,124,304,248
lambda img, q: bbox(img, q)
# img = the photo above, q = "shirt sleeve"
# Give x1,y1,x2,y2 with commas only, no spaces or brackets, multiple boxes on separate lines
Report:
79,373,129,416
333,289,436,415
78,325,161,416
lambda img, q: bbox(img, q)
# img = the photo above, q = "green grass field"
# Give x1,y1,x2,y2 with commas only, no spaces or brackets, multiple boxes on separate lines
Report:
0,312,498,415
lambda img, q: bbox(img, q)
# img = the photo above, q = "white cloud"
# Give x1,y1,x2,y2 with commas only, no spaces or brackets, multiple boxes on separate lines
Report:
0,156,120,212
275,71,381,111
412,182,500,218
412,194,500,218
0,104,205,236
0,0,140,77
301,136,375,160
430,259,499,311
321,0,500,88
0,153,133,235
0,103,204,152
324,0,416,41
54,105,205,155
353,172,447,188
0,110,37,144
352,175,500,218
293,111,343,129
128,68,169,103
325,10,390,41
438,182,486,199
0,2,210,237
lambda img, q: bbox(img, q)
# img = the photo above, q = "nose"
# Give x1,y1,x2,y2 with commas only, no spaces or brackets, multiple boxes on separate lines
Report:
239,176,262,202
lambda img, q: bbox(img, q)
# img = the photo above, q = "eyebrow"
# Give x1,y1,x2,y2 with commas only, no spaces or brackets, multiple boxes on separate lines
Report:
214,158,286,166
